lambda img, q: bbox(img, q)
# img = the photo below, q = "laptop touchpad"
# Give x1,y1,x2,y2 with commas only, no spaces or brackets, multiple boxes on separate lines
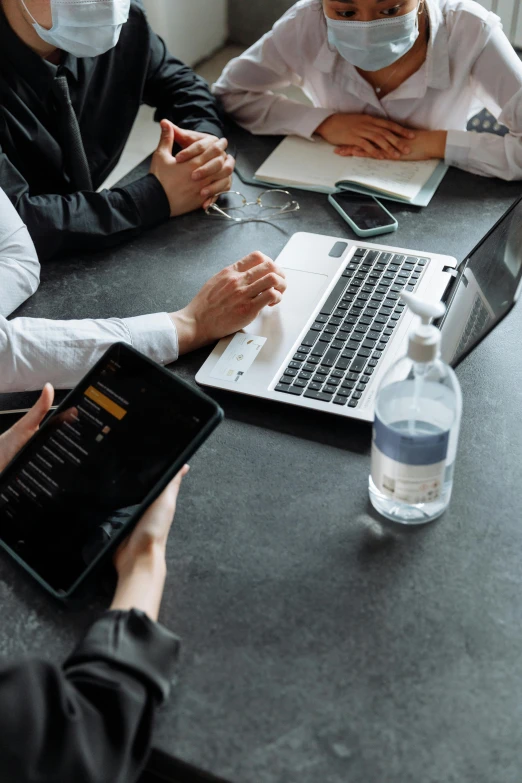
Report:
243,267,329,359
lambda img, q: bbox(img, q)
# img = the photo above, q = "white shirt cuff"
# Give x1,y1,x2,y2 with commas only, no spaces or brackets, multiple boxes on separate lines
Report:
122,312,179,365
444,129,472,168
292,107,336,139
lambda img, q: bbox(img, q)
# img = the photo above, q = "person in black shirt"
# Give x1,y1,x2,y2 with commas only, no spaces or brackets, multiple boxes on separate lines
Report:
0,0,235,261
0,383,188,783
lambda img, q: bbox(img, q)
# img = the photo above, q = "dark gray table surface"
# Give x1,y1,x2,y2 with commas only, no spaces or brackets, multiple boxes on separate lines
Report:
1,132,522,783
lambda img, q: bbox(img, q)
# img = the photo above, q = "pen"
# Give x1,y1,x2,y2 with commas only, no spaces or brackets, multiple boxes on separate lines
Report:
0,406,58,416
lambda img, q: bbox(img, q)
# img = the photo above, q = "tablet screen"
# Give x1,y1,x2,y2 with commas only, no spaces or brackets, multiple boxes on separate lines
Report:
0,345,218,595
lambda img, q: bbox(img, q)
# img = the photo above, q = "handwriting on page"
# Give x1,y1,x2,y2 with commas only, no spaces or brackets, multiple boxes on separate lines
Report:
344,157,439,200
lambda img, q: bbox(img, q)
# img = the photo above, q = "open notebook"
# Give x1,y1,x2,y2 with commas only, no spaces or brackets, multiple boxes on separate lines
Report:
252,135,448,207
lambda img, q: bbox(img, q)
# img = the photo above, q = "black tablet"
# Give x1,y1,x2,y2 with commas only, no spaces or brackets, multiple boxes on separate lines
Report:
0,343,223,600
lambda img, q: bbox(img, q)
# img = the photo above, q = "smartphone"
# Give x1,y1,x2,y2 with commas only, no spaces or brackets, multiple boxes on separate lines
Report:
0,343,223,601
328,191,398,237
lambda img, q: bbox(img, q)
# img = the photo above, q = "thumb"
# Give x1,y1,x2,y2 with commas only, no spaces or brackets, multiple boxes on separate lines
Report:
170,124,195,149
13,382,55,436
0,383,54,472
156,119,175,157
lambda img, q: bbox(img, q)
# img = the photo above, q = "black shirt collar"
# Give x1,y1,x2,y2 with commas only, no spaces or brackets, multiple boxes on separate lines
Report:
0,4,79,88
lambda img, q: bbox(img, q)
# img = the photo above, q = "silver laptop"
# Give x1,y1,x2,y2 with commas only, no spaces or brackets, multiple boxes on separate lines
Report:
196,197,522,423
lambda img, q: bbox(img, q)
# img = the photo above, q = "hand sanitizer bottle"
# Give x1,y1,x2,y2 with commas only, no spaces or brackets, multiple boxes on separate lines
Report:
369,291,462,525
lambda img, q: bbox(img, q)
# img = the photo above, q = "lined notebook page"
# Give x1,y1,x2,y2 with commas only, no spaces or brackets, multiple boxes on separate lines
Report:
254,136,440,201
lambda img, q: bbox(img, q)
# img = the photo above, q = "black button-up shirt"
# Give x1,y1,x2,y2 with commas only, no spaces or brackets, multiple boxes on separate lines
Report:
0,1,224,261
0,610,180,782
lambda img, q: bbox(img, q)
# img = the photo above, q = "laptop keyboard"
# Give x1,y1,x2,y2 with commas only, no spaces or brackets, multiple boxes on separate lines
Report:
275,247,429,408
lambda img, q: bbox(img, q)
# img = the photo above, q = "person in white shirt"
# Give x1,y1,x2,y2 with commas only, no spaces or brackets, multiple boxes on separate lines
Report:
0,188,286,393
213,0,522,180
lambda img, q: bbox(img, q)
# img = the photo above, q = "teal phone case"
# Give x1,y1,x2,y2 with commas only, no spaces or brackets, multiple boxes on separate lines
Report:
327,192,398,237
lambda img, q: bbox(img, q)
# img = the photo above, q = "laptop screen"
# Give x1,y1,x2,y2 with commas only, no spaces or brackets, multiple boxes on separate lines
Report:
440,196,522,366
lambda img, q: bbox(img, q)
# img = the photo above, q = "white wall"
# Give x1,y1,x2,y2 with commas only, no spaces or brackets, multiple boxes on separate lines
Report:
142,0,228,66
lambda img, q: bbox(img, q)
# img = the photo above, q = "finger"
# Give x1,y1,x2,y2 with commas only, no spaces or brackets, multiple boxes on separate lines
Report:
234,251,274,274
378,130,411,156
200,174,233,199
12,382,55,436
352,137,386,159
177,135,227,164
372,118,416,139
170,125,200,150
187,138,227,174
156,119,176,158
192,145,230,181
246,271,287,299
361,131,399,157
253,288,283,311
243,259,286,289
335,145,365,157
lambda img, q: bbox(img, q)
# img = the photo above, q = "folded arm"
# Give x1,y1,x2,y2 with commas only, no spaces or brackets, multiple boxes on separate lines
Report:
445,25,522,180
213,27,332,137
143,20,224,139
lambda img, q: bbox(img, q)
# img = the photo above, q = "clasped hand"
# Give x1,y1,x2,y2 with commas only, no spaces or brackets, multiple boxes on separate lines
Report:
149,119,236,217
316,113,447,161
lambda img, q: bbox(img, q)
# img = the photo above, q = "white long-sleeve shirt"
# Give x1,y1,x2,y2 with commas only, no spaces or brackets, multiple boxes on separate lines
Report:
0,189,179,393
214,0,522,180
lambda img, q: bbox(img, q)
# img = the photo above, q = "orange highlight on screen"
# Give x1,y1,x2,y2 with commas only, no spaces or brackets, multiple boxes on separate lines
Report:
84,386,127,420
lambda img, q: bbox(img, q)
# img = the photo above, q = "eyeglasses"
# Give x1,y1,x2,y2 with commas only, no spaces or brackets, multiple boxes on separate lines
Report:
204,189,300,223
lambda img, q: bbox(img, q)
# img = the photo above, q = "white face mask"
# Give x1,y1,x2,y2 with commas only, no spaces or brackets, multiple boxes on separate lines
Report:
325,6,420,72
20,0,131,58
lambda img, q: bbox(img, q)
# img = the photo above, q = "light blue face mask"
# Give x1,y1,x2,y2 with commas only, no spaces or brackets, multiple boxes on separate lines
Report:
20,0,130,58
326,6,420,72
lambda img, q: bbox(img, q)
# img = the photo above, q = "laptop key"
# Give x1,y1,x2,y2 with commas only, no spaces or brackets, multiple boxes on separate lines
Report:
310,323,323,332
331,339,345,350
311,342,327,357
276,384,303,395
301,330,318,347
341,349,356,360
308,382,322,391
298,345,311,353
341,379,356,389
293,352,308,362
322,348,341,367
349,357,367,373
336,387,350,396
294,378,308,388
304,390,334,402
353,391,362,399
358,347,371,358
307,355,320,365
298,371,312,381
368,359,378,367
335,358,350,371
316,365,330,375
333,396,347,405
284,368,298,377
288,361,302,370
418,258,428,265
316,314,328,323
279,375,293,384
348,399,359,408
324,384,338,394
320,277,351,316
366,250,379,263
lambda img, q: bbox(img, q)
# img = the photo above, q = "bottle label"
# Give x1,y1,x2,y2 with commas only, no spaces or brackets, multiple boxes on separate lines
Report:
371,414,450,505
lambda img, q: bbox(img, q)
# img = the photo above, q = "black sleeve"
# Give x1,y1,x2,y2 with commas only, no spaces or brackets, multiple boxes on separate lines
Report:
0,610,180,783
0,144,171,262
142,14,224,139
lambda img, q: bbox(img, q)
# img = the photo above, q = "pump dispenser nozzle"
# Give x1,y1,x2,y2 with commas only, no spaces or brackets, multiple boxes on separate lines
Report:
400,291,446,363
